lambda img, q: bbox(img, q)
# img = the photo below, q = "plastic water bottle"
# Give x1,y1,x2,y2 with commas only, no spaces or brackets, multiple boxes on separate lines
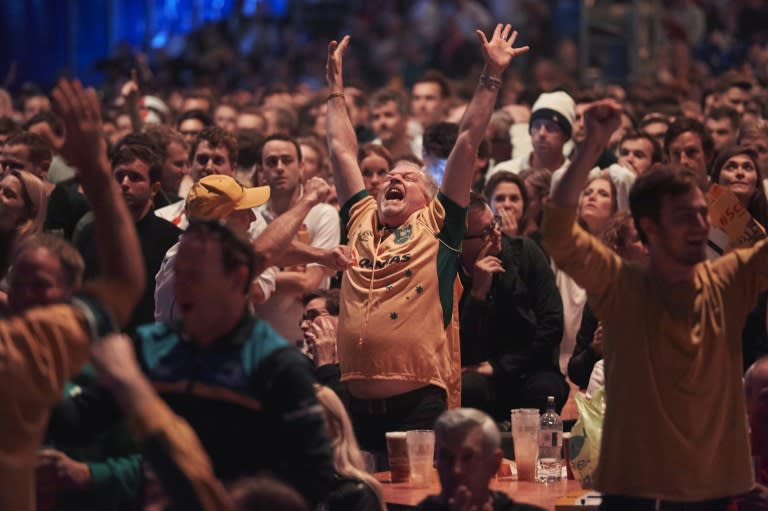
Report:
537,395,563,482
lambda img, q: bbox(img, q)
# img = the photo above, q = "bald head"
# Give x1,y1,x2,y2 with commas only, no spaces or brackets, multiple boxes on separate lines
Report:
745,357,768,405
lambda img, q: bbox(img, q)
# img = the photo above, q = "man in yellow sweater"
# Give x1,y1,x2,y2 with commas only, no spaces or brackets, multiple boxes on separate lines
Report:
0,80,145,510
543,99,764,510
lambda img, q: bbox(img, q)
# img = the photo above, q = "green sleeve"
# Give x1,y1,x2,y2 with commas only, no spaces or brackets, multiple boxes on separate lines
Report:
87,454,143,504
340,189,369,228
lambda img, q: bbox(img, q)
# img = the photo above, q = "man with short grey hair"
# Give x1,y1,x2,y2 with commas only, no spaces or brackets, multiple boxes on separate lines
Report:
417,408,544,511
326,24,529,462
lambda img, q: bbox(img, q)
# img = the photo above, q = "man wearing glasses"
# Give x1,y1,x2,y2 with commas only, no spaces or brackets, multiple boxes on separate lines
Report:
300,288,348,402
458,194,566,423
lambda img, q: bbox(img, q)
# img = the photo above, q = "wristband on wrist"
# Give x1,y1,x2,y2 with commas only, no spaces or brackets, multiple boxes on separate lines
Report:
327,91,345,101
479,74,502,90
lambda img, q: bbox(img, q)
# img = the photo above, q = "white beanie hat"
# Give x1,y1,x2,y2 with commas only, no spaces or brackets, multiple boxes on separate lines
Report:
530,91,576,140
140,95,170,124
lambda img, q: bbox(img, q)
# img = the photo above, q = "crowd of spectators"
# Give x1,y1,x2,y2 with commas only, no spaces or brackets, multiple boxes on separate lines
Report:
1,1,768,510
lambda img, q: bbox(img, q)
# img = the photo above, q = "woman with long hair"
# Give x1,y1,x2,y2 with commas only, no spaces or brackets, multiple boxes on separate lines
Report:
0,169,47,278
556,171,619,373
577,173,618,236
315,385,386,511
711,146,768,372
710,145,768,228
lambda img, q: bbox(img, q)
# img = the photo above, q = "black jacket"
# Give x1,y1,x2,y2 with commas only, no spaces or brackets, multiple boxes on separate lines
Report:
77,210,181,332
567,302,601,389
459,235,564,380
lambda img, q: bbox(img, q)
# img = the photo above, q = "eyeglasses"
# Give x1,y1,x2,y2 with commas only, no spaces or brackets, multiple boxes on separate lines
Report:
195,154,228,167
464,215,501,240
299,309,328,326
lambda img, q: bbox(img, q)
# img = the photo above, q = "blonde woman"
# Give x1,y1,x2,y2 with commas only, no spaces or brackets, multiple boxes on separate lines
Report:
0,169,47,280
315,385,386,511
0,169,47,237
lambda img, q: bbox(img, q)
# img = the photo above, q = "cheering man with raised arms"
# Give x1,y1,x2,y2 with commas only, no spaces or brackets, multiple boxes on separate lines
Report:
326,24,528,459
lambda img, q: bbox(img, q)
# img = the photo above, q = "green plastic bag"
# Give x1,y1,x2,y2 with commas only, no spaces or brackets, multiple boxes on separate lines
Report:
568,388,605,489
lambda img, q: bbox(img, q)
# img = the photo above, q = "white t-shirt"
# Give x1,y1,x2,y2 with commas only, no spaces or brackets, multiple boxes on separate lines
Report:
586,359,605,399
555,267,587,375
253,202,341,343
154,200,187,229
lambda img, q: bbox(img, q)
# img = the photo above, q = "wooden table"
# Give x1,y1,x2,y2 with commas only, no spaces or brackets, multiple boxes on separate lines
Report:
376,468,594,510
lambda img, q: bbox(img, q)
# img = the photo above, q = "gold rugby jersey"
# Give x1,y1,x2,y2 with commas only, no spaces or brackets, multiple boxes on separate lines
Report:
338,191,466,391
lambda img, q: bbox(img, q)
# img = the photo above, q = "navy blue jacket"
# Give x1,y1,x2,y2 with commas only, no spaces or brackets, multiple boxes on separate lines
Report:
135,313,334,505
53,312,334,507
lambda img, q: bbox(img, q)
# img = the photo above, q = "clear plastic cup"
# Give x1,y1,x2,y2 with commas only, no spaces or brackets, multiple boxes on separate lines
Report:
406,430,435,487
510,408,540,482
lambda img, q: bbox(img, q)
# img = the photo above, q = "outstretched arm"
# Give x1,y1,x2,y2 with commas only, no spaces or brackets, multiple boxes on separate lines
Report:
442,24,529,207
121,70,143,134
91,334,234,511
549,99,622,208
52,79,145,326
326,36,365,206
251,177,332,273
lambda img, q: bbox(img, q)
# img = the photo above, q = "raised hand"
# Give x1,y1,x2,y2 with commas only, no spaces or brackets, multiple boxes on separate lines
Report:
326,35,350,92
303,176,332,205
121,69,140,104
584,99,623,148
475,24,530,76
51,79,110,180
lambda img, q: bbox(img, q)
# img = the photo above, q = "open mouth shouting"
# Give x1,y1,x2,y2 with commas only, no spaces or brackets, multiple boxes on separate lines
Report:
383,186,405,202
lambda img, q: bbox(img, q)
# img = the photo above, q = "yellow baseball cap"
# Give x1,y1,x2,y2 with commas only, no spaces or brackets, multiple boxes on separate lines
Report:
186,175,270,220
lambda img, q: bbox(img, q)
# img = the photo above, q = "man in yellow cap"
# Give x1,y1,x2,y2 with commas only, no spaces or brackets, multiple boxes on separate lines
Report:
154,174,349,322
